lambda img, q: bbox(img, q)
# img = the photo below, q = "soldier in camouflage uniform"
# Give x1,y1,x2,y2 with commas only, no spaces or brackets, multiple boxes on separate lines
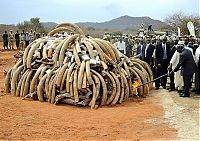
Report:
19,32,25,50
110,35,118,44
29,30,34,43
126,35,134,57
132,37,140,56
9,30,14,49
103,32,111,42
33,31,36,40
2,31,9,50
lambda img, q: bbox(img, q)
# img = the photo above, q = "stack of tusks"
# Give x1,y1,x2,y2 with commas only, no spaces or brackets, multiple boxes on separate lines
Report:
5,23,153,109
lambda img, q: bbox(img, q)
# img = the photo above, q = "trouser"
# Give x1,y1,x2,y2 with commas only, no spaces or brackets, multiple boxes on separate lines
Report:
155,59,168,88
20,41,24,50
16,39,20,48
169,68,175,89
3,41,8,49
195,70,200,92
9,40,14,49
183,74,193,96
25,41,29,47
175,71,183,90
155,68,167,88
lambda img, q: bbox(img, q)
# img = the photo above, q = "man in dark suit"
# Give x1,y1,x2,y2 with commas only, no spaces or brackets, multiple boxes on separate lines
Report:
174,43,198,97
144,37,155,67
168,38,178,91
155,36,171,89
136,38,146,60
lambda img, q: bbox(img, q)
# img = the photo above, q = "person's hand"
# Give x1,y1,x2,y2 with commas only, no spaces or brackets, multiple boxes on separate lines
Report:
167,64,172,71
157,64,162,68
168,69,174,75
174,67,179,72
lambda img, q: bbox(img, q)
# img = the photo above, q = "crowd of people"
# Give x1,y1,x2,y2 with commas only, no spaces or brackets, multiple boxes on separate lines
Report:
106,33,200,97
2,30,46,50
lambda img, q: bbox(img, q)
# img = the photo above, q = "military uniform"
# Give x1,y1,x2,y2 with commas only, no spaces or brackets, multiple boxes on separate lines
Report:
19,33,25,50
126,37,134,57
15,31,20,49
9,31,14,49
2,32,9,50
29,31,34,43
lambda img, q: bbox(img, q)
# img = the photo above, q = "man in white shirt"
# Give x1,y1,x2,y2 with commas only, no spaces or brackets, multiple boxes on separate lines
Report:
194,44,200,94
114,37,126,54
169,49,183,93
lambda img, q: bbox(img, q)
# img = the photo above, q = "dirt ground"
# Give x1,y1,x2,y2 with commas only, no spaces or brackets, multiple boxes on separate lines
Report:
0,44,199,140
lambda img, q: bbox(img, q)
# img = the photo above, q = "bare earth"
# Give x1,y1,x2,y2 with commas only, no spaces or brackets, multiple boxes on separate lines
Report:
0,44,199,140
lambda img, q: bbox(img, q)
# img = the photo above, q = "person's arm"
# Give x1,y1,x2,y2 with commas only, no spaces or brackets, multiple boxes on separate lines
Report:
174,53,185,72
170,51,177,65
123,42,126,54
195,49,200,66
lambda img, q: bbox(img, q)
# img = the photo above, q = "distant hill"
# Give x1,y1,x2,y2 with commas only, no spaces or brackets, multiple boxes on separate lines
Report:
41,22,58,29
76,15,167,30
0,15,170,37
41,15,168,30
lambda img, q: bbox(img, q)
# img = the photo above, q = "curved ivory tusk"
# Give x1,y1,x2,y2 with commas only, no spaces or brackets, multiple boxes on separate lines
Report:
110,71,121,105
37,74,48,102
11,65,24,96
102,71,116,105
77,61,85,90
5,68,12,93
73,68,79,103
85,60,93,85
91,70,108,106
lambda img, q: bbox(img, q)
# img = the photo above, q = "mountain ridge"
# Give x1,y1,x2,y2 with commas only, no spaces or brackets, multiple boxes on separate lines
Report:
41,15,167,30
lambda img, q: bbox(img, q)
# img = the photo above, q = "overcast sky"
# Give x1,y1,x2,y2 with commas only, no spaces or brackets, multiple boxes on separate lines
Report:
0,0,199,24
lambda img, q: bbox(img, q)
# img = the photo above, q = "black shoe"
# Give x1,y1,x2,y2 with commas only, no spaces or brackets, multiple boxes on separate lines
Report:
162,86,166,89
195,91,200,94
177,90,183,93
179,95,190,97
179,93,184,96
155,87,159,90
191,89,196,92
168,88,175,92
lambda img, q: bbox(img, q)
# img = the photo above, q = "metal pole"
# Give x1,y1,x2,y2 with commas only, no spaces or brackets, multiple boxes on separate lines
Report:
136,71,173,88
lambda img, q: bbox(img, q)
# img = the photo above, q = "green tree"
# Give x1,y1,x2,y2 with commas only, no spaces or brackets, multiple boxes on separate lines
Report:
30,17,42,32
17,21,32,31
165,12,200,36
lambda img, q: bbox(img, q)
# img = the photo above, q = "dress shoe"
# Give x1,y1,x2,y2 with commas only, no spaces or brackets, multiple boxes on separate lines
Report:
168,88,175,92
179,93,184,96
191,89,196,92
195,91,200,94
179,94,190,97
162,86,166,89
177,90,183,93
155,87,159,90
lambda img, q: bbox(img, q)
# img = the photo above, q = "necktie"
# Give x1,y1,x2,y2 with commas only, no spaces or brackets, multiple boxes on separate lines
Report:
163,44,167,59
145,44,149,57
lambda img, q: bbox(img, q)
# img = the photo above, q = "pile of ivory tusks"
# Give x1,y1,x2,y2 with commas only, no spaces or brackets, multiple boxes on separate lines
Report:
4,23,153,109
